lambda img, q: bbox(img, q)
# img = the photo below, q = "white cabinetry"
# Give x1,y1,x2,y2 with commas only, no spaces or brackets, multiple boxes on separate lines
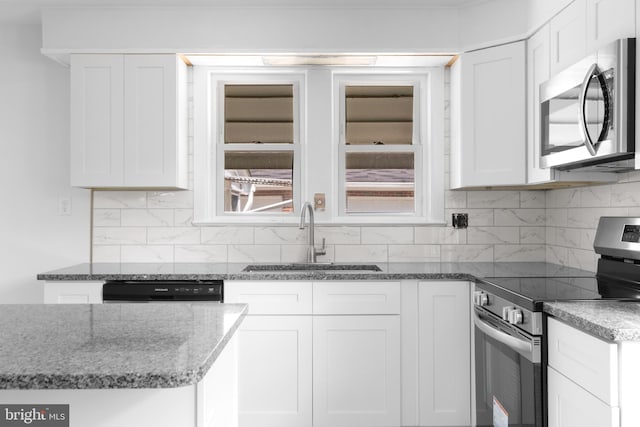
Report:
547,317,640,427
549,0,587,75
226,280,401,427
70,54,188,189
547,317,619,427
224,282,313,427
450,41,526,189
586,0,635,52
313,282,401,427
43,281,102,304
418,281,471,426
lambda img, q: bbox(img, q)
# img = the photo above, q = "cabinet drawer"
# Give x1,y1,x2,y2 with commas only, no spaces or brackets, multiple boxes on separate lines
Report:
43,281,103,304
548,366,619,427
224,281,312,315
313,282,401,315
548,317,618,405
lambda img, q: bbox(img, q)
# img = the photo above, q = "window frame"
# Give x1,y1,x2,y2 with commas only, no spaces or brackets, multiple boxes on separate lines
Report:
194,69,306,224
331,69,444,224
194,66,444,225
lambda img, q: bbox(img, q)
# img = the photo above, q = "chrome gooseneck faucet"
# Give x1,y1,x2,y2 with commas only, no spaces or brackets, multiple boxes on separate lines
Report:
299,202,326,263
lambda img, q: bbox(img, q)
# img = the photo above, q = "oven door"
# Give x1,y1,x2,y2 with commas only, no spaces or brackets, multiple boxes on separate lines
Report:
474,307,542,427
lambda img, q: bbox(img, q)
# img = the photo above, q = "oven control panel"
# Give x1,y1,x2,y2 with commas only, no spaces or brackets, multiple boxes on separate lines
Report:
622,224,640,243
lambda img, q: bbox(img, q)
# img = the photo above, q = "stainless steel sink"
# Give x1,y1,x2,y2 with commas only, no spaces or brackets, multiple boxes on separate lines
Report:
242,263,382,272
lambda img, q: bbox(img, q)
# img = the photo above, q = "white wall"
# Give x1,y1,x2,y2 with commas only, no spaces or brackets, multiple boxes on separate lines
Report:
41,6,460,53
0,23,90,303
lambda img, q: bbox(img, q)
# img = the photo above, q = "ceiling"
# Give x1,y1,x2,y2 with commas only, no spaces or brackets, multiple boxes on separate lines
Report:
0,0,484,24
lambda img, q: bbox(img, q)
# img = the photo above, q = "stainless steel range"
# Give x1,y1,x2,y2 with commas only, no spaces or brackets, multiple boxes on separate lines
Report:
473,217,640,427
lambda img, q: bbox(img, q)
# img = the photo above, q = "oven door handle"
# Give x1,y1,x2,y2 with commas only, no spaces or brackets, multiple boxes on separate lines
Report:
474,310,533,355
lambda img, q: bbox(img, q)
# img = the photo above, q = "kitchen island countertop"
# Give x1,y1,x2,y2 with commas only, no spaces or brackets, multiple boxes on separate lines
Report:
0,303,247,389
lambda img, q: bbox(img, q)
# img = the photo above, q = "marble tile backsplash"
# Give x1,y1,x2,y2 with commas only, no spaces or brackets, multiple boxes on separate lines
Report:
545,170,640,272
91,189,548,264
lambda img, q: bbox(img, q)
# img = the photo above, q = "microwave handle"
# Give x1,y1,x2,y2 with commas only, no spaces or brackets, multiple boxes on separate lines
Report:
578,63,611,156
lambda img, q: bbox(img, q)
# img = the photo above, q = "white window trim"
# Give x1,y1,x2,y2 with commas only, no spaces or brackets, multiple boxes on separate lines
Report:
193,66,444,225
193,68,306,224
331,69,444,224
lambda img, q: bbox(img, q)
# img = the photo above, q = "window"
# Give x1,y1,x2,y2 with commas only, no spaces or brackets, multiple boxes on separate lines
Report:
223,84,296,213
193,71,304,222
334,72,443,222
342,84,416,214
194,67,443,225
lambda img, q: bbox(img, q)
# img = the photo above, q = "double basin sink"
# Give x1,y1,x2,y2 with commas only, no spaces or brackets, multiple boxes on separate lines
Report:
242,263,382,273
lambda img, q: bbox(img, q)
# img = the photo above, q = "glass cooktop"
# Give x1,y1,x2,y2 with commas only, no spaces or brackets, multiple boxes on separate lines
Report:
476,276,602,311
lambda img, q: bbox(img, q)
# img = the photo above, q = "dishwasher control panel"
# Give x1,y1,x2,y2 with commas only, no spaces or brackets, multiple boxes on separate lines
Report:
103,280,224,302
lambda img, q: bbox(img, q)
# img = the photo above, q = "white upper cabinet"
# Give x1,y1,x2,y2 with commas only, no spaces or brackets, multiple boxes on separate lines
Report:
71,54,188,189
586,0,636,52
71,55,125,186
550,0,587,76
527,25,552,185
450,41,526,189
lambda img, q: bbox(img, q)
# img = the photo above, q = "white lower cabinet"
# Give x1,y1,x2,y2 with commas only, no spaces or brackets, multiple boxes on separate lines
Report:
418,281,471,426
313,315,401,427
236,316,312,427
547,366,619,427
547,317,640,427
43,281,103,304
225,282,313,427
226,280,402,427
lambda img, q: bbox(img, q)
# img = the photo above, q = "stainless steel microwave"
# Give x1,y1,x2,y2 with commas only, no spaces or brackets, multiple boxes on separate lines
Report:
540,38,635,171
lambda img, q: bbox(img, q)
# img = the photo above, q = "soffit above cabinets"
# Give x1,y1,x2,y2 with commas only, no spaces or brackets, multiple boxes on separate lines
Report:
3,0,486,24
186,54,455,67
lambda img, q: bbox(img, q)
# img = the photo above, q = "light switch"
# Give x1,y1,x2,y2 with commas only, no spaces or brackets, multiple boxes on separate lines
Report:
58,196,72,216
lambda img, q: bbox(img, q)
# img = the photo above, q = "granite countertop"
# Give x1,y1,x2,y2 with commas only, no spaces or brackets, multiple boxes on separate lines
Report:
544,301,640,342
37,261,595,282
0,303,247,390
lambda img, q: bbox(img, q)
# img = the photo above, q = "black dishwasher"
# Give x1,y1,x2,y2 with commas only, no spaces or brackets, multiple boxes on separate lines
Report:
102,280,224,302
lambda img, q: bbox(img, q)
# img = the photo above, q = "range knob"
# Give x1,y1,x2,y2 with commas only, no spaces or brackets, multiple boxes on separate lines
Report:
473,291,489,307
502,306,516,321
507,308,524,325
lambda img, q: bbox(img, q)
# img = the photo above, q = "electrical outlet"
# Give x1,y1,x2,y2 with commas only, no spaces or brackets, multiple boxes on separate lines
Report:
452,213,468,229
314,193,326,211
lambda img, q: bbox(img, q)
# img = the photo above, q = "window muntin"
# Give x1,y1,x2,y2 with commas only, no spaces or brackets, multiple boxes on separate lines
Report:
217,79,301,216
338,81,420,216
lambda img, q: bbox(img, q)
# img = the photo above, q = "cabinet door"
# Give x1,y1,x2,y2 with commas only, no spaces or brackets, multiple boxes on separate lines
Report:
550,0,587,75
587,0,635,52
418,281,471,426
237,316,312,427
124,55,188,188
313,315,401,427
547,366,619,427
527,25,553,184
450,41,525,188
43,282,103,304
70,54,124,187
